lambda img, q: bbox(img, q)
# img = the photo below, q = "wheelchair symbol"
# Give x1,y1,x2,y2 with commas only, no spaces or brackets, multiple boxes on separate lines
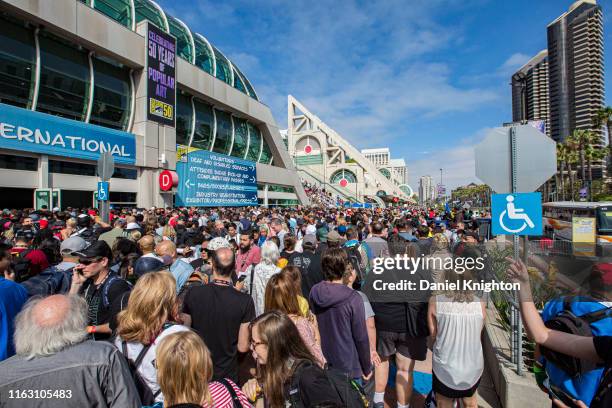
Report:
98,188,107,201
498,195,535,234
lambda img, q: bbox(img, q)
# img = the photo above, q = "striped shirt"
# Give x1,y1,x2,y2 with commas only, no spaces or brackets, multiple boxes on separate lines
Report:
202,379,253,408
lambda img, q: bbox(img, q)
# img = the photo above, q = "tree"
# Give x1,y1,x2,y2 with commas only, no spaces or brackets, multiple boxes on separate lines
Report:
593,107,612,171
556,143,568,200
567,129,591,183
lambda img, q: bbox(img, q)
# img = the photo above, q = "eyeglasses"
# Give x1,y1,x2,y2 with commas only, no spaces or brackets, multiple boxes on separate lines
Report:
78,257,103,265
250,340,266,349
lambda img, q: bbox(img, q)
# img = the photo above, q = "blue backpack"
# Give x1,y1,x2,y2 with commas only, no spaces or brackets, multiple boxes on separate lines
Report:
21,265,73,298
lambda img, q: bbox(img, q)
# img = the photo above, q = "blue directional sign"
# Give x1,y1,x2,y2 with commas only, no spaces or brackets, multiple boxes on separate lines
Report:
491,192,542,236
176,149,257,207
97,181,109,202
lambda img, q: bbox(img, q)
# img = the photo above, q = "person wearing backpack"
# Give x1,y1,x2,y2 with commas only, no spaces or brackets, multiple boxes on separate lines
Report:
242,311,345,407
69,240,132,341
507,258,612,408
114,271,190,405
342,227,371,289
20,236,88,298
10,231,49,281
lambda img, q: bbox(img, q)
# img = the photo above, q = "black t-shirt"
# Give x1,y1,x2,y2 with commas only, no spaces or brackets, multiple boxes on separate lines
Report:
80,274,131,340
182,282,255,381
594,336,612,366
288,250,324,298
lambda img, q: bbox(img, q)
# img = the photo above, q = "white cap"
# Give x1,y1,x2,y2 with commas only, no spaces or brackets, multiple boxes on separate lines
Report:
305,225,317,235
126,222,140,230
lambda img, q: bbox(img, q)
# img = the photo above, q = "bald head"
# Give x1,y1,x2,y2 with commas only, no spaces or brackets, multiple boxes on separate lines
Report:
32,295,71,328
15,295,88,359
212,247,235,277
139,235,155,254
155,240,177,259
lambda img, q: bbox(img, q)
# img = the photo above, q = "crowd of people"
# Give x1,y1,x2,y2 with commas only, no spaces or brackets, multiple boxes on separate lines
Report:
0,204,609,408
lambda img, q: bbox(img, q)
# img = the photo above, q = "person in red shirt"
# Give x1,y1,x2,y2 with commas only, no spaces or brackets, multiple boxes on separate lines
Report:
10,232,49,278
235,229,261,275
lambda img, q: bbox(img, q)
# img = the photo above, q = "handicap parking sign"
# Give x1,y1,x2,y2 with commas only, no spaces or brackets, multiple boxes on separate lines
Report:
97,181,109,202
491,192,542,236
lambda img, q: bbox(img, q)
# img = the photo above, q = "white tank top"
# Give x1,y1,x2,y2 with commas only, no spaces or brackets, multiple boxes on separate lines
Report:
432,295,484,390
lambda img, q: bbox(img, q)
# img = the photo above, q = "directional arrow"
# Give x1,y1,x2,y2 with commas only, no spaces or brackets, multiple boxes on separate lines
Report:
184,179,195,189
250,176,256,183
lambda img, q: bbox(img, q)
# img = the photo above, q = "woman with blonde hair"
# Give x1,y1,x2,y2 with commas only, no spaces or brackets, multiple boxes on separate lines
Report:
427,248,486,408
162,224,177,242
156,330,252,408
264,270,325,368
114,271,189,403
60,218,77,241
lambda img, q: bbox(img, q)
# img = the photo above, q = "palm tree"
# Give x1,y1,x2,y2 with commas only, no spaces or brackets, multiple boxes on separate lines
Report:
567,146,578,200
556,143,567,200
586,143,606,200
567,129,591,183
593,107,612,170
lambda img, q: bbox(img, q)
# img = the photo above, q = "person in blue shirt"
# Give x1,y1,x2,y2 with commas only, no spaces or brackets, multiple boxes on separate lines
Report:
0,244,28,361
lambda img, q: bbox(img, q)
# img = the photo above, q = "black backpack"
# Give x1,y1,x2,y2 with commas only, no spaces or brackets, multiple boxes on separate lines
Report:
11,249,32,282
541,297,611,377
343,244,366,289
288,361,369,408
21,265,73,298
217,378,243,408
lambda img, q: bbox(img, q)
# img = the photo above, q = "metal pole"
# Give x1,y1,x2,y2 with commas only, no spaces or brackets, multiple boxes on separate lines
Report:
510,126,523,375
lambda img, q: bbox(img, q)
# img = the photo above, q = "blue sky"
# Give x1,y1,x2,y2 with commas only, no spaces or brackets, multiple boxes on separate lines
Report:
159,0,612,190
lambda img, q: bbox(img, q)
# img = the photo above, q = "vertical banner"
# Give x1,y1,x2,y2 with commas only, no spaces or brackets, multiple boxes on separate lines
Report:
147,23,176,126
572,217,596,257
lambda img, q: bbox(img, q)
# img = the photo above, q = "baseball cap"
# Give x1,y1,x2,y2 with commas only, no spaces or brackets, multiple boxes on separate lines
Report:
317,227,328,243
208,237,232,251
302,234,317,246
337,225,347,235
134,257,165,278
60,236,88,256
126,222,140,231
327,230,343,244
39,219,49,229
72,240,112,260
29,214,39,221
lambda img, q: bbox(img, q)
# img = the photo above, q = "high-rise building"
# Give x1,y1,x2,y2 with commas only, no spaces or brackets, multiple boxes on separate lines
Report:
389,158,408,185
511,50,550,136
360,148,409,187
547,0,604,143
419,175,435,205
361,148,390,166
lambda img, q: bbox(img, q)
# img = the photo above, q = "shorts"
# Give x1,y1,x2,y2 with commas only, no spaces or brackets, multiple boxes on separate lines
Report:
376,331,427,361
432,373,480,399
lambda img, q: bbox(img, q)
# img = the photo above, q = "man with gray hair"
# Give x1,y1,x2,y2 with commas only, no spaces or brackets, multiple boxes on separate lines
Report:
0,294,140,407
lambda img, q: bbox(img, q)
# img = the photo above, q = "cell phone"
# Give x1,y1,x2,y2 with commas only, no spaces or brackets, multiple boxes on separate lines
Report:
237,274,247,283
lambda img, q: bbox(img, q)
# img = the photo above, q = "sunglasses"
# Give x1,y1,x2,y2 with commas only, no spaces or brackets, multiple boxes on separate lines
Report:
78,257,103,265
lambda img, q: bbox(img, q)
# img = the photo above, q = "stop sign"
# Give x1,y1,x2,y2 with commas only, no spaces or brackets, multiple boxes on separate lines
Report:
159,170,178,191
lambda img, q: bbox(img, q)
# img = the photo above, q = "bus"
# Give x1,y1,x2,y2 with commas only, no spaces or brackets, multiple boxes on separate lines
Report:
542,201,612,245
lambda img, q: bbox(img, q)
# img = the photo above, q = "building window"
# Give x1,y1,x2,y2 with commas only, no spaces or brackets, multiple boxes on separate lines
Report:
246,123,262,162
212,46,231,85
230,117,248,158
90,56,132,130
134,0,167,31
0,16,36,109
109,191,136,203
175,92,193,146
330,169,357,184
191,98,214,150
193,34,214,75
212,109,232,154
232,68,247,94
113,167,138,179
167,15,193,62
37,33,90,121
92,0,133,28
0,153,37,171
50,160,96,176
259,139,273,165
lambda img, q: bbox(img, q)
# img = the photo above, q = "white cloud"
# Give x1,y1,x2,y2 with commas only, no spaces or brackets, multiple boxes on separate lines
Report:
500,52,531,72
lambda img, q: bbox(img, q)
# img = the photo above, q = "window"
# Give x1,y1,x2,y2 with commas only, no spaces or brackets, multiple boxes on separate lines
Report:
175,92,192,146
167,15,193,62
380,168,391,179
212,46,231,85
50,160,96,176
0,153,37,171
93,0,133,28
259,139,273,165
230,117,248,158
109,191,136,203
233,63,257,100
0,16,36,108
246,123,262,162
232,68,247,94
330,169,357,184
193,34,214,75
90,56,131,130
134,0,167,31
212,109,232,154
113,167,138,179
191,98,214,150
37,33,90,121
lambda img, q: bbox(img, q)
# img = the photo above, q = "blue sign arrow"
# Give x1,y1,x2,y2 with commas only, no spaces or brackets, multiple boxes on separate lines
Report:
176,149,258,207
491,193,542,236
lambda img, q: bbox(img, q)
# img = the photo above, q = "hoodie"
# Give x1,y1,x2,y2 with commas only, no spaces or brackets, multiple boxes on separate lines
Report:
309,281,372,378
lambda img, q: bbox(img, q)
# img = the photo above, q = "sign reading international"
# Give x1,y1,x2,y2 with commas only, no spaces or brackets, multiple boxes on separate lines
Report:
147,23,176,126
176,149,258,207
